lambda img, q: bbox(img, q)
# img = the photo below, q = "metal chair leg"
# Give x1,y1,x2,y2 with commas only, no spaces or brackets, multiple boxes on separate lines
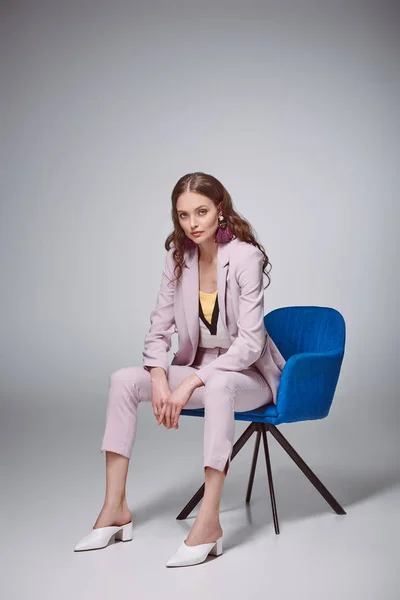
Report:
268,424,346,515
176,422,257,520
245,430,261,504
261,425,280,534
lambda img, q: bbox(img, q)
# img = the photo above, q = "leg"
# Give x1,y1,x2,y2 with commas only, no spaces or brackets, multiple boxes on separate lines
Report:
201,368,271,477
93,451,132,529
185,367,271,545
185,466,225,545
97,364,201,527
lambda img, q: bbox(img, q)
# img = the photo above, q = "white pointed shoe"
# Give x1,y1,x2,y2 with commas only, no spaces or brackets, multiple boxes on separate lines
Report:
73,521,133,552
165,535,223,567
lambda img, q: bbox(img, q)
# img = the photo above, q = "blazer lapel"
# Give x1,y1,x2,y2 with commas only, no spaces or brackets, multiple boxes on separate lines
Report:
182,241,230,355
217,243,230,336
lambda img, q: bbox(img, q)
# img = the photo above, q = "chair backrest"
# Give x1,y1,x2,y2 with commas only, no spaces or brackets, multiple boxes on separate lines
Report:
264,306,346,360
262,306,346,422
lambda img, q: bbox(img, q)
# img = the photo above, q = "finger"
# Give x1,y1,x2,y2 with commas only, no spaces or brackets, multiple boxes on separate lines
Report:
159,407,166,426
160,406,167,426
169,405,176,428
174,407,181,428
171,406,177,429
173,406,181,429
165,403,172,429
158,403,166,425
170,406,177,429
159,402,167,426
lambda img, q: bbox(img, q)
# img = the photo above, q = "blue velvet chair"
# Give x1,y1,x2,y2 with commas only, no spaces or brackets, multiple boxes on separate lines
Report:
177,306,347,534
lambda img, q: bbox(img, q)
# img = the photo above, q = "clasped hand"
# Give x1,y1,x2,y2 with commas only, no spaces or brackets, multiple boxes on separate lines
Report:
157,380,194,429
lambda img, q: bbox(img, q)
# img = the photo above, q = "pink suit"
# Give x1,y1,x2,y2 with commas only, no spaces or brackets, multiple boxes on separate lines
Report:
101,237,286,475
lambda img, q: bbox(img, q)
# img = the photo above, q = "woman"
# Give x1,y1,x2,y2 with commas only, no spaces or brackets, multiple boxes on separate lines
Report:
74,172,286,566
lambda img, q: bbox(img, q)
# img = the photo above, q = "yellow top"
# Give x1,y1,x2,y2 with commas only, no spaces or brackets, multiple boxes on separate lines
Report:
199,290,217,324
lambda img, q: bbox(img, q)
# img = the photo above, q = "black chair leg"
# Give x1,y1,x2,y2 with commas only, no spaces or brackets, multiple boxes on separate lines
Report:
261,425,280,534
268,424,346,515
245,430,261,504
176,422,256,520
176,418,346,531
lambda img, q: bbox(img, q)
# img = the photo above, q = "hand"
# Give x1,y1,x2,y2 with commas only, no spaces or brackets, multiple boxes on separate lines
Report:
149,368,172,424
157,377,199,429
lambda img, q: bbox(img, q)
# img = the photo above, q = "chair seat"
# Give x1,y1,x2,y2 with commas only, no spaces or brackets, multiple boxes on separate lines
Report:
181,402,279,422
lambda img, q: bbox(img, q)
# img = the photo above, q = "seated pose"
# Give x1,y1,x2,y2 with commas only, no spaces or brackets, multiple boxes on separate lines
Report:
74,171,286,567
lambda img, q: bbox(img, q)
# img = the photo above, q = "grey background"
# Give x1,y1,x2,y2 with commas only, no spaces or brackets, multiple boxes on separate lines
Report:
1,1,399,598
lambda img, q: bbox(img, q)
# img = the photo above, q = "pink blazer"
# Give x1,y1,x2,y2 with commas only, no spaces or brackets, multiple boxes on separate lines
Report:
142,237,286,404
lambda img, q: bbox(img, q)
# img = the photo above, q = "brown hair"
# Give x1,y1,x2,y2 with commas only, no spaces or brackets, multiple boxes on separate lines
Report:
165,172,272,289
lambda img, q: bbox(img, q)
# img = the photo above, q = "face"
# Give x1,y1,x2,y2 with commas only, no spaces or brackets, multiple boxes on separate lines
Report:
176,192,221,244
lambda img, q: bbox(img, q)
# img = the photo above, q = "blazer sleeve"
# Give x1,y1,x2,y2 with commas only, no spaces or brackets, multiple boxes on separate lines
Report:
194,246,267,385
142,248,176,376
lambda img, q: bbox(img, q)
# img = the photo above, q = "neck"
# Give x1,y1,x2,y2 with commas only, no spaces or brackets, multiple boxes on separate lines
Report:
197,239,218,264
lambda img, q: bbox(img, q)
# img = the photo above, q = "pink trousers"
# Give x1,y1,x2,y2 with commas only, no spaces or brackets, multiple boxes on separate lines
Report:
100,346,273,476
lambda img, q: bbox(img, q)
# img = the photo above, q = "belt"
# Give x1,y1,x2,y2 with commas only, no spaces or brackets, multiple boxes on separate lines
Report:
196,346,229,356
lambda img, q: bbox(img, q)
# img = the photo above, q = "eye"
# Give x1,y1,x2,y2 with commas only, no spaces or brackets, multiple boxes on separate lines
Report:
178,209,207,218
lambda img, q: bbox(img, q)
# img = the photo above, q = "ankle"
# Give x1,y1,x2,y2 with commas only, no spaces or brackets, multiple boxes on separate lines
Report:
196,513,221,529
103,499,129,511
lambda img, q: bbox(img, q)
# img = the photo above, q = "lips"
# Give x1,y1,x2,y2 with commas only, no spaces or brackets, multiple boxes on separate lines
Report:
192,231,203,236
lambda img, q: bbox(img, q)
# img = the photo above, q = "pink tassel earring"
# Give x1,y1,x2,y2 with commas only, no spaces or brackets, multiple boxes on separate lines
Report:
215,214,234,243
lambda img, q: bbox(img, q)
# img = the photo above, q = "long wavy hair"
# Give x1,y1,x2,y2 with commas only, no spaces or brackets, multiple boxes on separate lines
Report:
165,172,272,289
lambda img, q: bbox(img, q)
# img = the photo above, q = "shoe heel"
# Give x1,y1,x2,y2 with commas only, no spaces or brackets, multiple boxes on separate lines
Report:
209,536,223,556
115,521,133,542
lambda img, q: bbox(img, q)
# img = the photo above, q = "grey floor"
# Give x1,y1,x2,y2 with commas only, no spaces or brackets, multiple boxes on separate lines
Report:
3,401,399,600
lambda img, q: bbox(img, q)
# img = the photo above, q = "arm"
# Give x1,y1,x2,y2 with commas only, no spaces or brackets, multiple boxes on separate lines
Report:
194,246,266,385
142,248,176,377
275,351,344,421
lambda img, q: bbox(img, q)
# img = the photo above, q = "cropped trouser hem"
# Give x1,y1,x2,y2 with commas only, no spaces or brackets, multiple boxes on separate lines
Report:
100,444,231,472
204,456,231,475
100,445,130,460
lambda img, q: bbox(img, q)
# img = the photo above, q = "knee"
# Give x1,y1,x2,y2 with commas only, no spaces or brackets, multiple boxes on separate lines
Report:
107,366,149,409
110,367,129,385
203,373,235,404
109,366,147,389
204,372,234,391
